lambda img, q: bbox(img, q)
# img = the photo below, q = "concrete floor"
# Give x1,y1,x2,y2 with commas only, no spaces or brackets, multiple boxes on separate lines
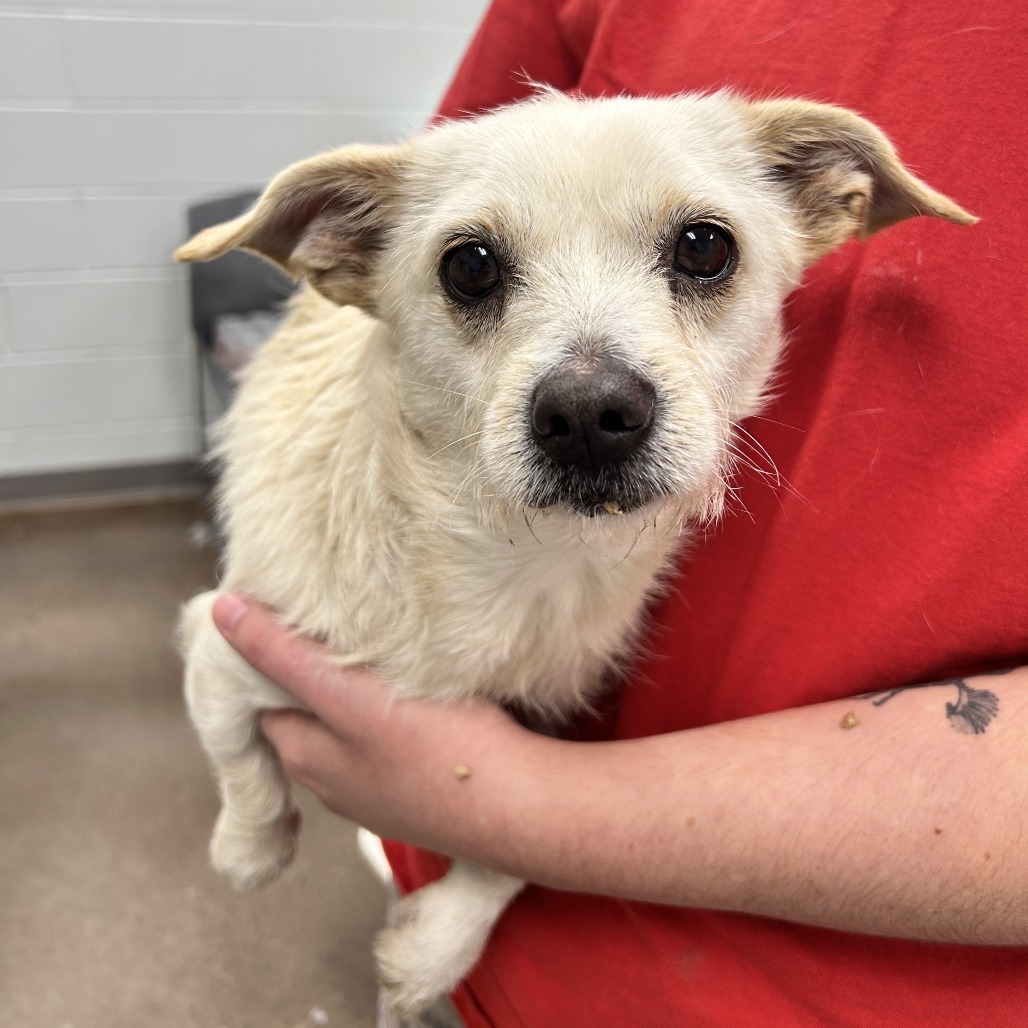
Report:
0,497,387,1028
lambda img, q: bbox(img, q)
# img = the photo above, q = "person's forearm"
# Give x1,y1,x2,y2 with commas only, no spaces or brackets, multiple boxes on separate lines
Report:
440,669,1028,944
215,600,1028,946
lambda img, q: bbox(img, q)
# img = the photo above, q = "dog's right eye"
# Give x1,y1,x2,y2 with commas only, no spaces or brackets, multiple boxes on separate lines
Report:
674,223,735,281
442,242,501,302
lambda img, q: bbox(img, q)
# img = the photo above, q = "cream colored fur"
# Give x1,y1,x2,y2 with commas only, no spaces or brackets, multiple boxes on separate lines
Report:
177,92,971,1016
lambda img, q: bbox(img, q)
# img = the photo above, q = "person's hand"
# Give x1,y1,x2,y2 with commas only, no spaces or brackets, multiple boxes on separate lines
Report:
211,593,530,852
211,593,1028,944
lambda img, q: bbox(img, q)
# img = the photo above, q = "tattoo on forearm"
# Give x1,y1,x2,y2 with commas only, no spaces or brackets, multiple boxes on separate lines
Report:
864,669,1011,735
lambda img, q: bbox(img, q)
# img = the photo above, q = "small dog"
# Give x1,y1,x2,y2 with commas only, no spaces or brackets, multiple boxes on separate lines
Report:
177,92,971,1016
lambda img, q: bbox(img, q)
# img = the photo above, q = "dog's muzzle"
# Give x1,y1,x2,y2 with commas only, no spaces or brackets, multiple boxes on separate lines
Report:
528,357,660,515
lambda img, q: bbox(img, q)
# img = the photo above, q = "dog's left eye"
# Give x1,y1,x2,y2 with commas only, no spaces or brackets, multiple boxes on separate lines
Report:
442,242,502,302
674,223,735,281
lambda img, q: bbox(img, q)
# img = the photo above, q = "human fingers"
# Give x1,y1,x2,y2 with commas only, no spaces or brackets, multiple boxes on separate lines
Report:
260,709,353,801
212,593,331,700
212,593,389,728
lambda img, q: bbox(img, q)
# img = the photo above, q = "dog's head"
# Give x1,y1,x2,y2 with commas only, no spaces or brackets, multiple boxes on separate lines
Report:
178,93,972,523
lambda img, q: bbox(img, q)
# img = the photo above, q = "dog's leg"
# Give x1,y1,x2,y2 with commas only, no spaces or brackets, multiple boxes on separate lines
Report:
180,591,303,890
375,861,525,1017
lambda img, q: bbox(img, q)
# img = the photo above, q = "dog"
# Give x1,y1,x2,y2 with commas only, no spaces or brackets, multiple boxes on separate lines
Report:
176,91,972,1016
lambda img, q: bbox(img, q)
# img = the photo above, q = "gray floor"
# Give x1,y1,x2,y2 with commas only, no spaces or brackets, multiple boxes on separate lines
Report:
0,497,387,1028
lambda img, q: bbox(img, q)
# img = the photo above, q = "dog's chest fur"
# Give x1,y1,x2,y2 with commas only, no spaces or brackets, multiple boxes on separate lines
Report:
216,290,683,717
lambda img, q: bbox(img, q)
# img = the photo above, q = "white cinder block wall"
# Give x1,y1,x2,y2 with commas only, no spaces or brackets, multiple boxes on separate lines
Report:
0,0,489,479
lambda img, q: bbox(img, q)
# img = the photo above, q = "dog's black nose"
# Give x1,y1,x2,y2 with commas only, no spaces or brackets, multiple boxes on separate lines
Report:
531,357,656,470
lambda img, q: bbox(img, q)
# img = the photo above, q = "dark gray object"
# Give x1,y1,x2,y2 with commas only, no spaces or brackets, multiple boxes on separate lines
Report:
184,191,295,440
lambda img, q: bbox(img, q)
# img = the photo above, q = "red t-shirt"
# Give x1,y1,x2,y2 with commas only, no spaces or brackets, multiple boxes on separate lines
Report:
386,1,1028,1023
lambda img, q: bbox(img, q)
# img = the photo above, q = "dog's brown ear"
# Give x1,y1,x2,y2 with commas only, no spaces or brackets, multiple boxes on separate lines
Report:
744,99,976,261
174,143,410,309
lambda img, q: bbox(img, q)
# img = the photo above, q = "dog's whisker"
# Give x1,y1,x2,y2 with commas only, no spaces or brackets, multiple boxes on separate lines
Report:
431,456,487,530
729,433,818,512
731,441,779,486
398,378,487,406
725,435,803,510
718,473,755,523
732,425,782,486
610,519,647,569
426,430,486,461
748,414,806,433
522,509,543,545
726,442,779,483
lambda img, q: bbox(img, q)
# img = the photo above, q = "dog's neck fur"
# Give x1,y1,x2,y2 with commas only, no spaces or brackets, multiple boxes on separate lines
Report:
217,291,687,716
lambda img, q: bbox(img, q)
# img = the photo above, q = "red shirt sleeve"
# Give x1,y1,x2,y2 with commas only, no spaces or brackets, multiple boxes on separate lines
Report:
436,0,583,119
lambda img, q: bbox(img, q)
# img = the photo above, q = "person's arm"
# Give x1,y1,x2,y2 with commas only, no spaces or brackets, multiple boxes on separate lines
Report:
213,594,1028,946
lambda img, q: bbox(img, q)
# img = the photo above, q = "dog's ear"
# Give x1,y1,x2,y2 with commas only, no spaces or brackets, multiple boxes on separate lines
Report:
175,143,410,309
744,99,976,261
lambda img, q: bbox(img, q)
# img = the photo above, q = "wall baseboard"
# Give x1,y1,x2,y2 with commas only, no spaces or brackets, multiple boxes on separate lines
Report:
0,461,210,513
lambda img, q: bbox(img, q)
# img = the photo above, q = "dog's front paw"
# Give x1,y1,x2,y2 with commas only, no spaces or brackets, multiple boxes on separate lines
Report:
209,805,301,890
374,885,490,1018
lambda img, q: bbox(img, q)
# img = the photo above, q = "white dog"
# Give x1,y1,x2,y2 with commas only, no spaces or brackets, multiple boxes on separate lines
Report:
177,92,971,1016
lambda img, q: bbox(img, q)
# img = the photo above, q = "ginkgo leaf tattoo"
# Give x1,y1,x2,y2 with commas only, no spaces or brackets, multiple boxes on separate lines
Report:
864,670,1009,735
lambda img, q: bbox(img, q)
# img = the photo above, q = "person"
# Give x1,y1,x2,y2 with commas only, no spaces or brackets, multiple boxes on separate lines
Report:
210,0,1028,1023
